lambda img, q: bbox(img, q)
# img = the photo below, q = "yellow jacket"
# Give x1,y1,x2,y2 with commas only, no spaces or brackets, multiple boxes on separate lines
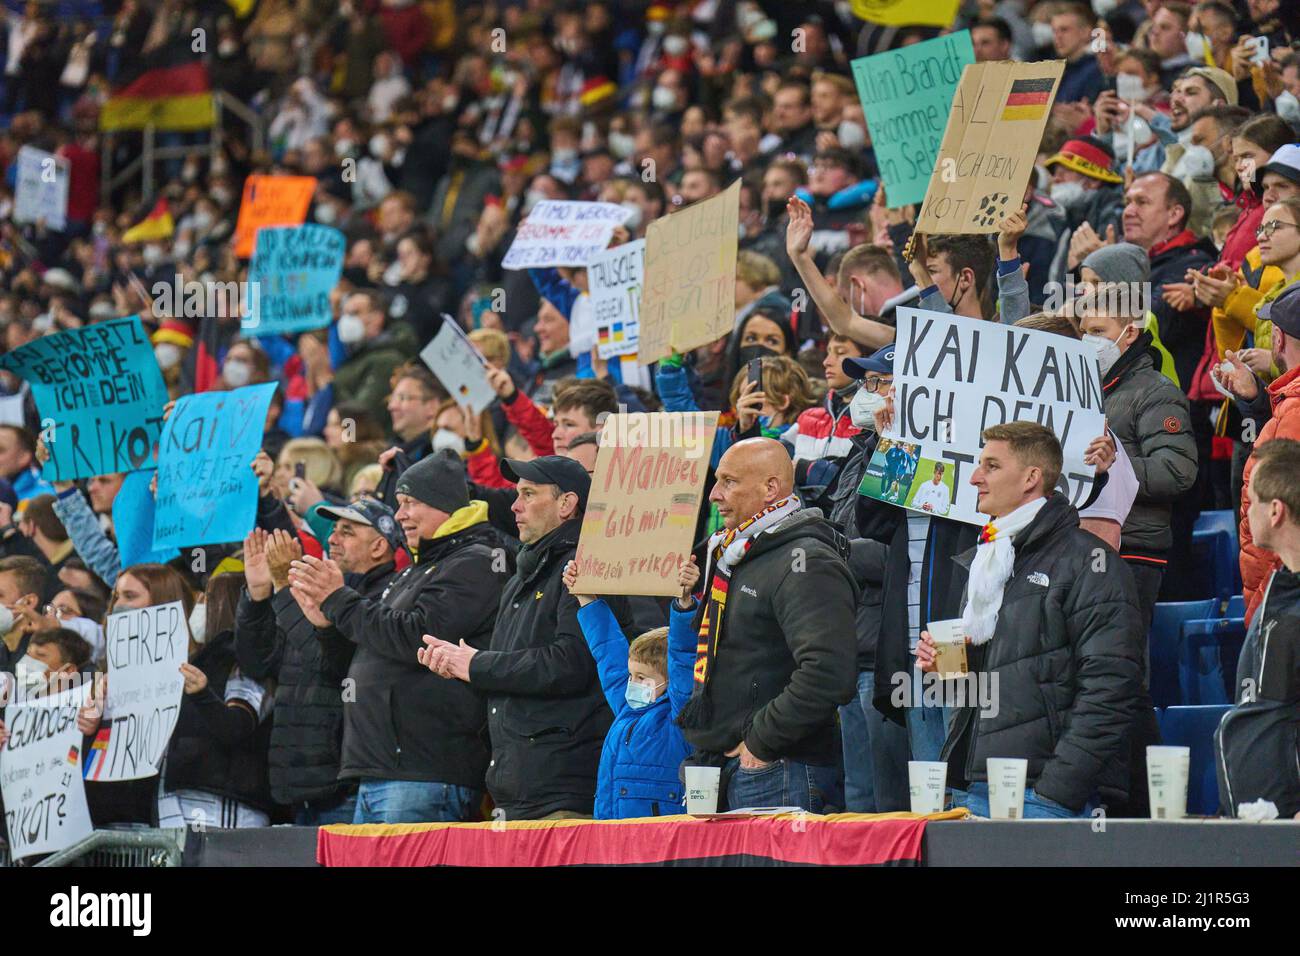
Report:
1212,247,1289,383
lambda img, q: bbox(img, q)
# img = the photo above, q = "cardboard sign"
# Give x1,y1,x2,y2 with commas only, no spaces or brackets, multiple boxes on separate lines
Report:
92,602,187,782
859,307,1105,525
233,175,317,258
572,412,718,596
244,223,345,336
114,469,179,568
14,145,70,232
851,32,974,208
419,319,496,412
916,60,1065,234
851,0,961,28
501,201,629,269
637,181,740,364
1,683,93,860
588,239,645,359
0,316,169,482
152,382,278,549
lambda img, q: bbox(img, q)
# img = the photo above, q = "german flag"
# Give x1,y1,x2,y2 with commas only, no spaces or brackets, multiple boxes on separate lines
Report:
100,41,215,132
1001,77,1056,121
121,198,174,243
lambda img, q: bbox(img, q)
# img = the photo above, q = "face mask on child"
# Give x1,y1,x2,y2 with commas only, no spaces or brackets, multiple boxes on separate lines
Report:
625,677,663,709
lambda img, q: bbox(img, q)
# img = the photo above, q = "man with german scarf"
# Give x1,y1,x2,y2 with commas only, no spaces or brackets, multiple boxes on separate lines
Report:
676,438,858,813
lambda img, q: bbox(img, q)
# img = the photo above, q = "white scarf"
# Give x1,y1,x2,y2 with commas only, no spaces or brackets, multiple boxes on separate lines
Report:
961,497,1047,646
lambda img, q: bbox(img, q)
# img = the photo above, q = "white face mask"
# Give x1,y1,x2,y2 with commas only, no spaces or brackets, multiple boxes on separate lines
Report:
836,121,867,150
335,139,356,158
608,131,636,160
662,35,688,56
154,342,182,369
218,39,237,57
1176,143,1216,180
1276,90,1300,125
522,188,547,215
14,653,48,691
193,210,215,232
369,134,389,158
142,244,165,267
315,201,338,225
1083,325,1128,377
1031,21,1054,47
651,85,678,111
337,313,367,344
620,201,643,230
223,358,252,387
432,428,466,455
188,602,207,644
0,603,13,636
1049,179,1087,208
850,386,887,429
1185,32,1208,63
1092,0,1119,16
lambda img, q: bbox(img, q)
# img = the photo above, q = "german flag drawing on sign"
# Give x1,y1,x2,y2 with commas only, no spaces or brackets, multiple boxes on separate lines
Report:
1001,77,1055,121
100,40,215,131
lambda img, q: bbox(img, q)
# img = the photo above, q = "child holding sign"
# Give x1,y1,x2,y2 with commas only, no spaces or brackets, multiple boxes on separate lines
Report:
562,557,698,820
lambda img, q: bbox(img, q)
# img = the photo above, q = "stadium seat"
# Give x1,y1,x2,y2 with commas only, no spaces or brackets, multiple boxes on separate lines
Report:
1193,509,1238,537
1149,600,1218,708
1157,705,1231,816
1190,528,1241,603
1224,594,1245,618
1179,618,1247,705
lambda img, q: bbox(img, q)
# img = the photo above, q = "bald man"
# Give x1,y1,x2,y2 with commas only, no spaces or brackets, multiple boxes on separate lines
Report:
676,438,858,812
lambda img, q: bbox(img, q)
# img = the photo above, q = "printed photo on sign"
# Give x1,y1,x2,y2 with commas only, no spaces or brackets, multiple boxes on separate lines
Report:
0,315,169,482
152,382,278,549
94,602,188,782
1,683,93,860
14,145,70,232
863,307,1105,525
501,201,629,270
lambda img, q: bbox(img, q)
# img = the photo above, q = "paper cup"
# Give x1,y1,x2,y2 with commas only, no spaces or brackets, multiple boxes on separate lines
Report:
908,761,948,814
685,766,721,815
1146,746,1191,820
986,757,1028,819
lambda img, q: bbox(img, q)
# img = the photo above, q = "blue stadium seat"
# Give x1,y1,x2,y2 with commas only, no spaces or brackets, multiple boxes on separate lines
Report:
1157,705,1232,816
1180,618,1247,705
1149,600,1218,708
1224,595,1245,619
1190,528,1240,602
1193,509,1238,537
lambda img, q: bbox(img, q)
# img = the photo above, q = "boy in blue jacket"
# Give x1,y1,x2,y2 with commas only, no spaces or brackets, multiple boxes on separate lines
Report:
562,557,700,819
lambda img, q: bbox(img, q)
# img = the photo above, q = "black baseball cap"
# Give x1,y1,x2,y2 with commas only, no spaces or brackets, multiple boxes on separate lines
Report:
317,497,408,555
501,455,591,511
1259,282,1300,338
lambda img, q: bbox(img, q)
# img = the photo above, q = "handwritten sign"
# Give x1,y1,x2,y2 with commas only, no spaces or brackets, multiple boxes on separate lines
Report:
588,239,645,359
419,319,495,412
91,602,187,782
114,469,179,568
852,32,973,208
0,316,168,482
850,0,961,28
244,224,345,336
152,382,277,549
916,60,1064,234
233,174,317,258
1,683,93,860
859,307,1104,525
14,145,70,232
572,412,718,596
637,181,740,364
501,201,629,269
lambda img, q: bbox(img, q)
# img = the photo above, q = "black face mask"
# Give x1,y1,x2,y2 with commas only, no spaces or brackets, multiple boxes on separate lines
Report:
341,266,371,287
764,198,785,221
737,343,781,368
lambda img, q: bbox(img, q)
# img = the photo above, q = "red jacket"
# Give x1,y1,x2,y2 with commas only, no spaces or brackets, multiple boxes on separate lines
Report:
1240,364,1300,621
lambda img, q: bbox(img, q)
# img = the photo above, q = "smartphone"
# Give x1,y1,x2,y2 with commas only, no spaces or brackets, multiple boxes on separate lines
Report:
294,462,306,480
1247,36,1270,65
747,357,763,390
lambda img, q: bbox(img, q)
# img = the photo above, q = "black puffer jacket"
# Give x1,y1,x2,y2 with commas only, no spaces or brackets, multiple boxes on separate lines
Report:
163,631,273,811
676,508,859,766
942,494,1145,812
1102,333,1198,560
320,515,512,790
234,561,395,807
1215,566,1300,818
831,430,892,672
470,519,632,820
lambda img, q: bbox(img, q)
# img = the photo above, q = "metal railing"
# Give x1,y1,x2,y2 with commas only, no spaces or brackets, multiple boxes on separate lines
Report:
27,828,186,867
100,90,266,204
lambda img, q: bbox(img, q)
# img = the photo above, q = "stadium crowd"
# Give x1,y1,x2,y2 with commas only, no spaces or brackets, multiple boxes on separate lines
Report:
0,0,1297,838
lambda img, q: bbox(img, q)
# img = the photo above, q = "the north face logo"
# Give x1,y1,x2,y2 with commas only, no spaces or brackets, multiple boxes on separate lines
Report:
1027,572,1050,587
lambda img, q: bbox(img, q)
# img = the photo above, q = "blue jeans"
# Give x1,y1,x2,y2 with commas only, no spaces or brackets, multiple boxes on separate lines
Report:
352,779,482,824
294,793,358,826
840,670,911,812
725,757,843,814
905,657,950,763
951,783,1093,819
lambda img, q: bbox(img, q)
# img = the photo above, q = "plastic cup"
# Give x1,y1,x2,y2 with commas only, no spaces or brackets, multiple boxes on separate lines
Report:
986,757,1028,819
908,761,948,814
1146,746,1191,820
685,766,721,815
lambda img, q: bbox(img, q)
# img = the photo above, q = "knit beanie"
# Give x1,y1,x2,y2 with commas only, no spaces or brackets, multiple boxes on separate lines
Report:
394,449,470,514
1081,242,1151,286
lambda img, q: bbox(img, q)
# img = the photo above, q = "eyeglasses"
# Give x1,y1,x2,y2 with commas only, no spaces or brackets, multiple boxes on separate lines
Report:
1255,220,1299,238
863,375,890,392
43,604,77,620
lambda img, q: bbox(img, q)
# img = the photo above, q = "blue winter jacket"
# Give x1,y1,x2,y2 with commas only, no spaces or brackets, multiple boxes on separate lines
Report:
578,597,696,819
